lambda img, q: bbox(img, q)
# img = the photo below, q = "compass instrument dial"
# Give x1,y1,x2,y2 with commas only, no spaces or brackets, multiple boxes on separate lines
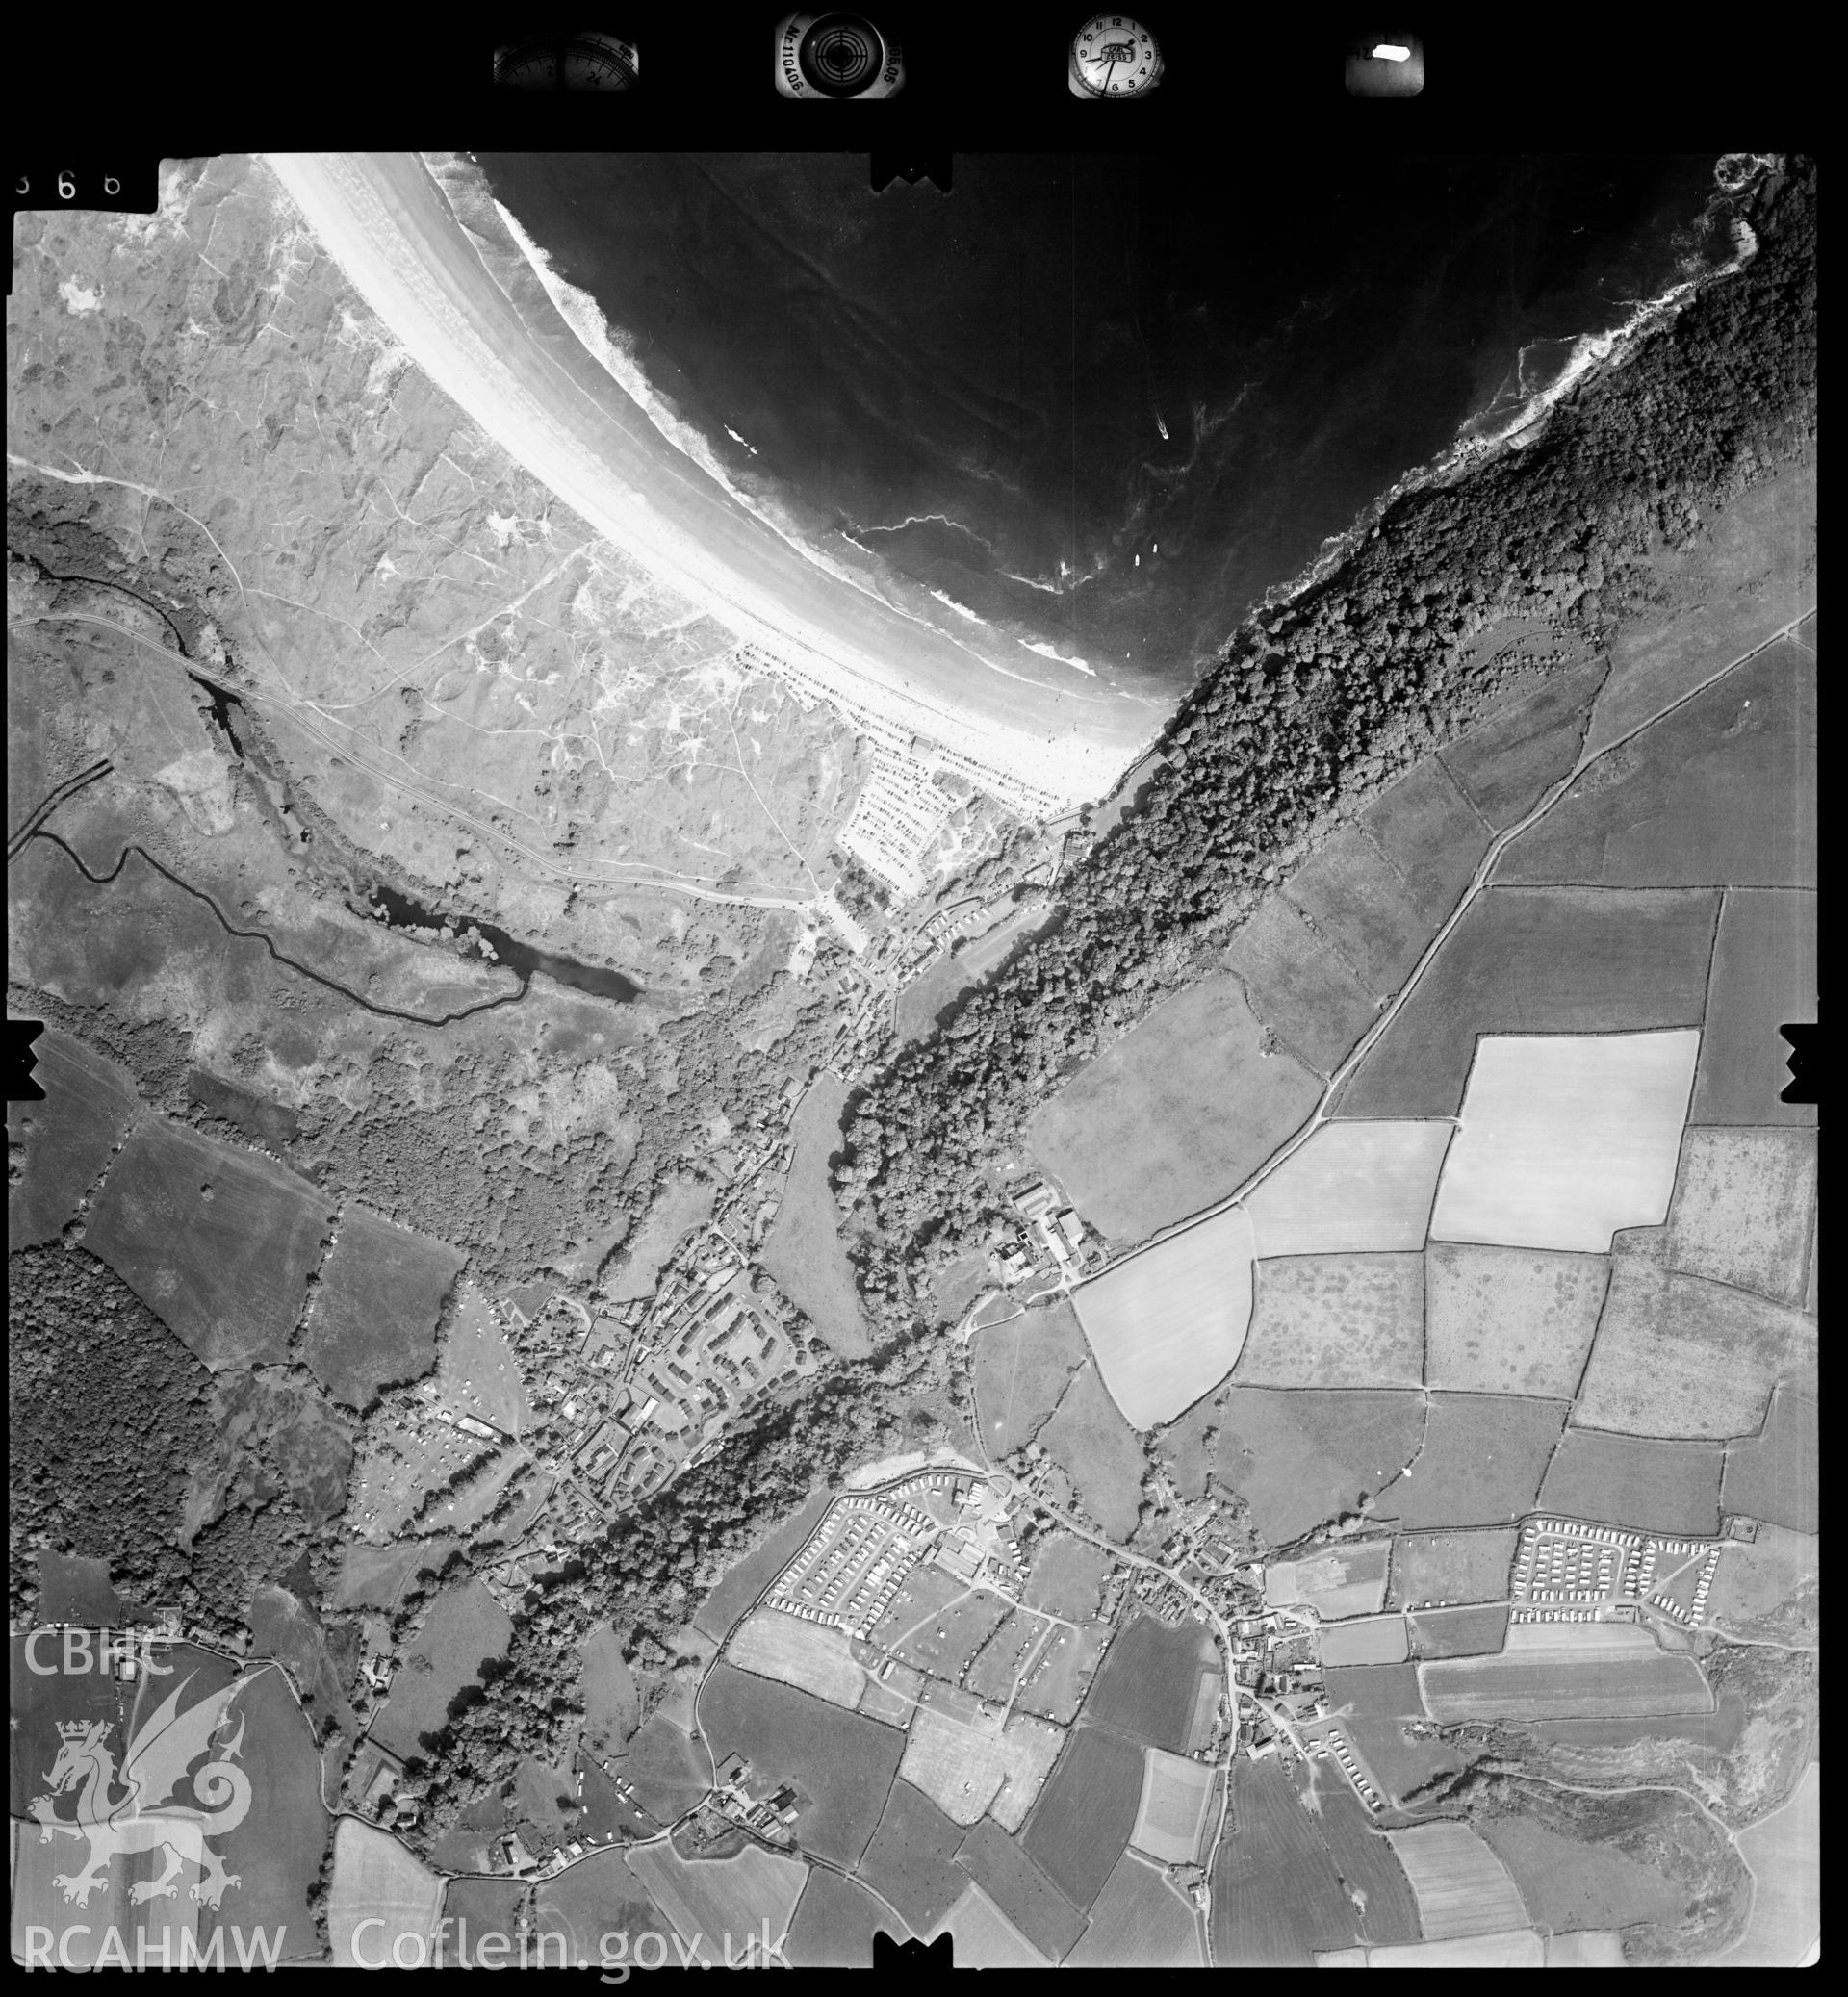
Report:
494,31,640,91
775,12,906,98
1068,14,1164,97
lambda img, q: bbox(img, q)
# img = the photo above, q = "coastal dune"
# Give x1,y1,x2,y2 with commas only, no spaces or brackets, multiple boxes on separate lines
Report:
263,153,1150,812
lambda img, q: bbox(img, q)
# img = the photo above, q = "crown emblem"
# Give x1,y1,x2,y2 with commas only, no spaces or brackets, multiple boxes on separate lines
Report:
57,1720,96,1740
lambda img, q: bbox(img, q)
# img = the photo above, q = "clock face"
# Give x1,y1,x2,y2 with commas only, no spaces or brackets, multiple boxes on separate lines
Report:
1069,14,1164,97
494,33,640,91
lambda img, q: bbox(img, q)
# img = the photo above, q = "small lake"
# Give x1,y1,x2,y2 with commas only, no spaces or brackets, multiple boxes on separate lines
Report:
370,883,641,1005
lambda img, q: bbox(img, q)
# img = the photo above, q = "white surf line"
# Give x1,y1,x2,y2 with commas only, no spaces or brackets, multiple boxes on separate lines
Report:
1092,602,1819,1280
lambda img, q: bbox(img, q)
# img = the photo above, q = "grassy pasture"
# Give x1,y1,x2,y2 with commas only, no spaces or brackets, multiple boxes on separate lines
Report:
1575,1230,1815,1437
1354,1930,1544,1967
440,1284,534,1436
446,1877,534,1964
886,1584,1009,1681
1387,1820,1528,1939
1408,1605,1509,1658
31,1551,124,1625
7,1027,139,1249
898,1700,1061,1829
1419,1626,1714,1722
1084,1612,1219,1754
857,1779,969,1934
1437,657,1607,828
579,1626,641,1754
1539,1427,1725,1537
971,1297,1087,1456
964,1609,1042,1703
1074,1207,1254,1428
1477,1814,1681,1934
1546,1931,1628,1965
331,1537,459,1612
787,1867,905,1966
1036,1362,1148,1541
626,1841,808,1967
370,1580,514,1765
1027,973,1321,1245
1692,890,1816,1125
1013,1622,1104,1724
1019,1723,1141,1910
1340,889,1716,1122
1264,1538,1391,1618
1356,751,1491,929
955,1817,1087,1963
1204,1386,1426,1546
1496,640,1814,888
694,1489,831,1642
1066,1851,1204,1966
619,1713,709,1824
1430,1030,1700,1253
1665,1127,1816,1305
698,1666,903,1868
1715,1760,1819,1967
1310,1786,1421,1942
304,1203,460,1410
1703,1524,1817,1644
1281,821,1440,994
1222,893,1381,1074
1721,1382,1816,1535
728,1608,865,1708
1383,1394,1567,1532
1341,1713,1468,1803
1129,1747,1215,1862
1209,1756,1364,1964
1245,1120,1451,1258
1424,1242,1608,1396
328,1818,443,1968
759,1077,871,1357
1236,1252,1424,1389
185,1065,297,1149
928,1881,1050,1964
1320,1615,1409,1666
84,1117,327,1369
515,1756,579,1836
1389,1528,1518,1609
1022,1533,1111,1622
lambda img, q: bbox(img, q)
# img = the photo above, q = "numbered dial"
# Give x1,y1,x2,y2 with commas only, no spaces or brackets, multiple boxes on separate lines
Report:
1069,14,1164,97
494,33,640,91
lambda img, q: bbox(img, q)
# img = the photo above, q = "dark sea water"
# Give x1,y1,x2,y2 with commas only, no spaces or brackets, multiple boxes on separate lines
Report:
474,152,1732,710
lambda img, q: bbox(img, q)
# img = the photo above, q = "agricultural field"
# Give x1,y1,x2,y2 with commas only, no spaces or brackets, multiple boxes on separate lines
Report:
1021,1533,1111,1622
1664,1127,1816,1305
327,1818,444,1969
370,1578,514,1764
1265,1537,1392,1618
1209,1756,1367,1964
927,1881,1051,1966
1036,1363,1149,1540
1574,1229,1815,1437
786,1867,905,1966
1721,1382,1817,1535
1280,820,1441,994
7,1027,140,1249
857,1779,969,1934
1026,973,1322,1244
627,1840,808,1969
439,1285,534,1436
1073,1207,1254,1428
1387,1819,1529,1939
1233,1253,1424,1389
1014,1622,1106,1724
1245,1120,1452,1257
1354,751,1492,933
620,1711,709,1823
1546,1931,1629,1965
1019,1723,1142,1909
1221,891,1381,1073
694,1490,832,1642
1390,1527,1518,1607
1084,1613,1219,1753
1128,1747,1215,1863
1691,889,1817,1125
1703,1525,1818,1645
1538,1428,1726,1537
1495,639,1814,889
697,1666,904,1868
1430,1029,1700,1253
1407,1605,1509,1658
1332,1930,1545,1967
31,1551,123,1625
1419,1622,1714,1722
898,1692,1062,1827
964,1609,1045,1703
880,1582,1009,1681
1320,1615,1409,1667
83,1116,328,1369
1065,1851,1205,1967
759,1076,872,1358
1310,1786,1421,1942
1476,1813,1682,1933
304,1203,462,1411
445,1878,531,1965
858,1660,925,1724
727,1608,865,1708
331,1537,459,1612
1383,1394,1567,1531
579,1624,641,1756
1713,1760,1819,1967
1340,891,1715,1122
1437,657,1607,828
1199,1386,1426,1545
1423,1243,1608,1396
970,1297,1088,1456
955,1817,1087,1963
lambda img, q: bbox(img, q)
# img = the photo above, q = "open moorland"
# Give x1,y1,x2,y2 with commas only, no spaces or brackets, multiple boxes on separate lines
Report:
1664,1126,1816,1305
1423,1243,1607,1396
1235,1252,1424,1388
7,1027,140,1248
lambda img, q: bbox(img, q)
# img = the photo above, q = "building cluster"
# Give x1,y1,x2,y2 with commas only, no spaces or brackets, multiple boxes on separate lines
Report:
837,748,961,901
993,1176,1104,1286
706,1752,803,1848
1509,1519,1721,1630
1311,1728,1385,1813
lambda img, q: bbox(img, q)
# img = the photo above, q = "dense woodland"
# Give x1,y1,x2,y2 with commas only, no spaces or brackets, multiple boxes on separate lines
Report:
833,162,1816,1338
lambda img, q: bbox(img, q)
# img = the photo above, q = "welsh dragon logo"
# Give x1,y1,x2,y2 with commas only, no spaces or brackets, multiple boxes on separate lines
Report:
30,1671,253,1909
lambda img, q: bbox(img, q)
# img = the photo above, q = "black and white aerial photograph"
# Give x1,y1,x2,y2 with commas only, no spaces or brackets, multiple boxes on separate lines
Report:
7,20,1816,1974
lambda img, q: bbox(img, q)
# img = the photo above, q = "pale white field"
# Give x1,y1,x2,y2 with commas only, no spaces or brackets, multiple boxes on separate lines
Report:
1129,1748,1216,1864
1386,1820,1530,1940
1264,1540,1392,1619
1245,1120,1453,1257
1545,1931,1627,1966
1715,1760,1819,1967
897,1706,1062,1830
927,1882,1051,1968
627,1841,809,1968
1074,1205,1254,1429
328,1819,445,1968
727,1608,865,1709
1318,1614,1410,1667
1327,1929,1544,1967
1430,1031,1700,1252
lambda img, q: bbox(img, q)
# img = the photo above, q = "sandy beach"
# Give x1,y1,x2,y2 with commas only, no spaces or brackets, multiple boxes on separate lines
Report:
263,153,1151,813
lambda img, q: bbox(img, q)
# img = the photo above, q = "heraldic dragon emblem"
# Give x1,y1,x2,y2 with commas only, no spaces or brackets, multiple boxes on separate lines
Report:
30,1671,252,1908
